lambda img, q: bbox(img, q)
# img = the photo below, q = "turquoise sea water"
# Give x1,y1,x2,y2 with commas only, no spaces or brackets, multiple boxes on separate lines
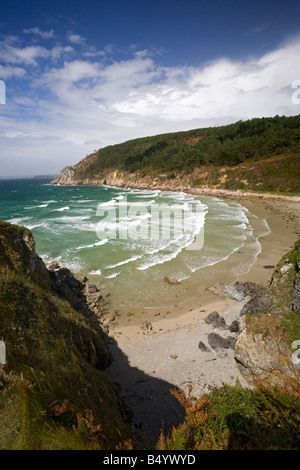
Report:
0,178,270,312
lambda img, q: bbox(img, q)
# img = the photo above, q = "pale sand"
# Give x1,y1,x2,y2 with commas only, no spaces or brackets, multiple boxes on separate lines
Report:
107,299,249,439
105,196,299,439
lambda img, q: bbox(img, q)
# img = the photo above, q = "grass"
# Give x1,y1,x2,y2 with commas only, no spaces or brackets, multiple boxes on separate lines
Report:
157,381,300,450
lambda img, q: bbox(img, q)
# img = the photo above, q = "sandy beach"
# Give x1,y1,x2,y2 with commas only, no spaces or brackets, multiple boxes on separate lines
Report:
107,195,300,344
105,194,300,441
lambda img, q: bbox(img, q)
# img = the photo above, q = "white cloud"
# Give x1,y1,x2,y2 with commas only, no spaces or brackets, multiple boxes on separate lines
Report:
1,35,300,176
0,44,49,65
23,27,55,39
0,37,73,67
66,32,85,44
0,64,26,79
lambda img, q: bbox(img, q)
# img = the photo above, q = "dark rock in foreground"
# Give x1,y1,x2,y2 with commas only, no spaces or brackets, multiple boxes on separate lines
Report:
205,311,227,329
208,332,230,350
198,341,210,352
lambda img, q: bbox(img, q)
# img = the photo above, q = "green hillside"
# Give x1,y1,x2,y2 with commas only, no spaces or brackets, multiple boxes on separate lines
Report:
61,114,300,195
84,114,300,174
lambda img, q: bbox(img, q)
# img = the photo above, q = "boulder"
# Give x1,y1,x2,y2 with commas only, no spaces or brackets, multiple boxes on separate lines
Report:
164,277,181,285
207,332,230,350
218,281,252,302
86,283,98,293
229,320,240,333
226,335,237,349
75,274,88,284
240,285,274,316
198,341,210,352
204,311,227,329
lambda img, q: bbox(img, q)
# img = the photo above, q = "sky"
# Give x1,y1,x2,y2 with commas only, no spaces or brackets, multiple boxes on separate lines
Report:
1,0,300,176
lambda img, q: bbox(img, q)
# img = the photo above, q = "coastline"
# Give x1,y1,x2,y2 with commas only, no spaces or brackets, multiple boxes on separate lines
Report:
49,178,299,341
51,172,300,203
104,191,299,344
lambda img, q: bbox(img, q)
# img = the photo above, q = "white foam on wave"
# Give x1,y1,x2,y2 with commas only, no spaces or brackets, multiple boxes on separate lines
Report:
96,211,152,234
55,215,90,224
43,254,62,266
137,232,197,271
89,269,102,275
74,199,96,204
104,272,120,279
76,238,109,250
25,203,49,209
98,199,117,207
117,200,155,207
55,206,70,212
106,254,143,269
26,222,51,230
130,200,207,271
134,191,160,199
8,217,30,225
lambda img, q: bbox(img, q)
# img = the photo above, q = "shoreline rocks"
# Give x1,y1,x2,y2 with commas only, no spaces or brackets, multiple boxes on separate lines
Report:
49,265,114,336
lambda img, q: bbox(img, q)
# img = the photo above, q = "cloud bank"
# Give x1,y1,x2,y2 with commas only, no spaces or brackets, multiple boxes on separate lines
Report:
1,32,300,175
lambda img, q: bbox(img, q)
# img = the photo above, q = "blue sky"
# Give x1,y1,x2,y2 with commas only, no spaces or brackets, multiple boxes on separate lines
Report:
1,0,300,176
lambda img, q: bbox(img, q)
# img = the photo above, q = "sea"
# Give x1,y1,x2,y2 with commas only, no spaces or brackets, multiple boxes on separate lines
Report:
0,178,270,316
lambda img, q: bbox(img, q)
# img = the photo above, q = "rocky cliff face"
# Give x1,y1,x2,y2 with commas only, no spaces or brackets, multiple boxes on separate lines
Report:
0,221,50,288
234,241,300,390
54,165,76,184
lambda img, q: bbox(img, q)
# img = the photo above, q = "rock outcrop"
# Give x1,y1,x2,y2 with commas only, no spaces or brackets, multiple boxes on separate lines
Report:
234,241,300,390
0,221,50,288
49,264,113,336
54,165,76,184
235,316,299,388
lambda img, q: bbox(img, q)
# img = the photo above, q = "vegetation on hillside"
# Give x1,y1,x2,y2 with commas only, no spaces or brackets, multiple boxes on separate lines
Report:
0,221,133,449
250,239,300,347
83,114,300,175
157,381,300,450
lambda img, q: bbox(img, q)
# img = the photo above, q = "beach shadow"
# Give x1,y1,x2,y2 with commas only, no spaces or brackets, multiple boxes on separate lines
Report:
49,267,186,445
106,338,186,446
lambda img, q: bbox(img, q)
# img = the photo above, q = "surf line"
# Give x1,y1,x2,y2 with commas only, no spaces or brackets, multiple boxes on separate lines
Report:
95,193,207,244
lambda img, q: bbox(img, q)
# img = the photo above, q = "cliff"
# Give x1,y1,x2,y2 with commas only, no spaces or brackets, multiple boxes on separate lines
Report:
234,240,300,389
0,221,133,449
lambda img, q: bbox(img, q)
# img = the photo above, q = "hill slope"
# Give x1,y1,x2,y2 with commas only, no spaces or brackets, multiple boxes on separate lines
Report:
0,221,133,449
52,115,300,195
